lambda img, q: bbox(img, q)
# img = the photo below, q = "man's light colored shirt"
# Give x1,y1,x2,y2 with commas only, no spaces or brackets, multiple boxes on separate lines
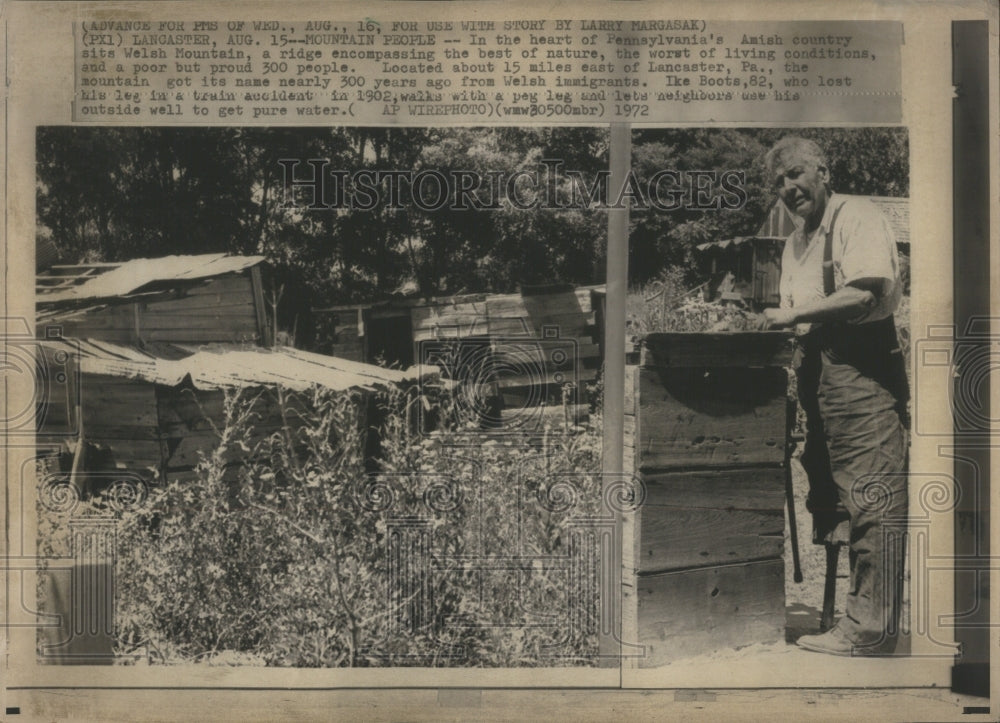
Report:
778,192,902,335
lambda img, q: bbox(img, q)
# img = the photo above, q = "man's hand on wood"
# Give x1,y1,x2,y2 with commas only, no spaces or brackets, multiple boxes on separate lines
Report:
756,308,797,330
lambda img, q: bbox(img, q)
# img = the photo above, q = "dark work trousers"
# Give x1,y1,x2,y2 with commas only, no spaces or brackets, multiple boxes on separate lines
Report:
796,317,909,648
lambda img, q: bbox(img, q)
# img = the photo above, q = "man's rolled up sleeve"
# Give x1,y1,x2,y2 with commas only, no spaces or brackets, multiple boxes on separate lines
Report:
837,200,898,292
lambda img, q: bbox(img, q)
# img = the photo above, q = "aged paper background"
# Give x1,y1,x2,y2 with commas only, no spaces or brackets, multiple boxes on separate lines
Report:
2,0,998,719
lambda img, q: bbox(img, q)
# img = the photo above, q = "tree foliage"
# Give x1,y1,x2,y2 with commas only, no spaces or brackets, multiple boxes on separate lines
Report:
627,127,908,284
37,126,907,299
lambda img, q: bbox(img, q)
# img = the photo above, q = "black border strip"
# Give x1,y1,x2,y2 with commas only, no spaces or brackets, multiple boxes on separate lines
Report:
950,19,991,699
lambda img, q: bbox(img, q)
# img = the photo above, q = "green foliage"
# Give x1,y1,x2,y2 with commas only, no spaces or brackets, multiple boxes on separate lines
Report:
36,127,609,306
37,126,907,315
39,384,604,667
627,127,908,285
626,266,756,337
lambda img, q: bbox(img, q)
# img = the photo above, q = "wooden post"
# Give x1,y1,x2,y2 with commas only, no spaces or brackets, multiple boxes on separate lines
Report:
250,265,271,347
599,123,630,666
821,545,840,632
131,302,142,346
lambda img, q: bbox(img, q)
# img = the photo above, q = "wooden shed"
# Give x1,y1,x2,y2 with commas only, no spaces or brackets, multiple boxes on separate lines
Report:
35,338,435,488
315,284,605,427
36,254,273,346
695,236,784,309
34,253,442,664
34,253,440,488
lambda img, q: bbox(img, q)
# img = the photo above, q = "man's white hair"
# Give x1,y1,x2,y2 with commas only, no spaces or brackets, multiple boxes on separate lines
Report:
764,136,828,178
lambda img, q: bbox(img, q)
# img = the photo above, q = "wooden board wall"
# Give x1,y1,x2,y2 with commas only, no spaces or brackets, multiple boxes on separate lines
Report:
37,366,376,490
38,372,164,477
636,366,787,470
326,308,365,361
408,288,601,414
139,274,260,344
156,385,314,475
410,298,491,343
42,273,260,346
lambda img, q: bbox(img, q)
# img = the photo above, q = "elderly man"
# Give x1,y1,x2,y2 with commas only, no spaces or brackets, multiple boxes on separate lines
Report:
759,136,909,655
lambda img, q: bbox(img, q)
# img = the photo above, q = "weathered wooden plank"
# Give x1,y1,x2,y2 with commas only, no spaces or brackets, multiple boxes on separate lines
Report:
624,365,637,416
496,365,599,391
81,403,158,428
621,580,639,669
641,331,794,368
623,414,636,440
641,467,786,510
49,326,136,343
487,291,593,317
250,265,270,347
81,373,154,388
412,324,489,343
143,328,259,343
139,315,258,331
487,311,595,338
637,468,785,573
156,387,310,428
637,366,787,470
80,424,161,441
636,559,785,667
141,297,256,314
486,317,539,336
79,386,155,404
141,306,257,320
182,274,255,296
79,380,158,429
49,310,135,331
498,403,589,427
411,302,489,327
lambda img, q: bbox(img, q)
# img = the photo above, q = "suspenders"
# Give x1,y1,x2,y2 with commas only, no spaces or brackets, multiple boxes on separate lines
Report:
817,196,910,422
821,198,848,296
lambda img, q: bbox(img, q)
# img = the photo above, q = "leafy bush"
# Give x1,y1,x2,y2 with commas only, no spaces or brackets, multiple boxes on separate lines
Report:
627,267,756,338
41,382,604,667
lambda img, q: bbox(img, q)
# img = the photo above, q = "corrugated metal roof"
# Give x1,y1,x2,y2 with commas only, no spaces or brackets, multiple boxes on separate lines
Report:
38,254,265,304
42,339,434,393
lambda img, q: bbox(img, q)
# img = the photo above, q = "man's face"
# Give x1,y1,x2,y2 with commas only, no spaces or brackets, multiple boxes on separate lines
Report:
771,152,829,230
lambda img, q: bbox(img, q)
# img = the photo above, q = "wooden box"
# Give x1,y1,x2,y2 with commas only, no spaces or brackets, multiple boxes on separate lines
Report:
635,468,786,573
636,366,788,470
634,559,785,666
622,331,792,667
